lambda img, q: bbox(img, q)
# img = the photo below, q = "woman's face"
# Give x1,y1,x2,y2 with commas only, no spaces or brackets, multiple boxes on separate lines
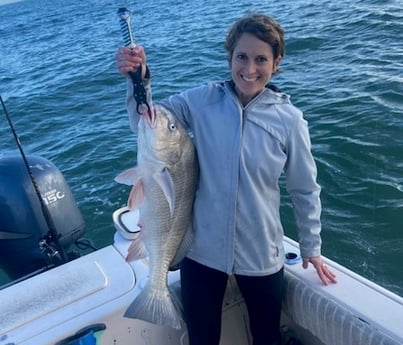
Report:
231,33,281,106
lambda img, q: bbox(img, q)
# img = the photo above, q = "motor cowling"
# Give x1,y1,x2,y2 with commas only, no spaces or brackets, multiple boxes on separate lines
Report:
0,155,85,280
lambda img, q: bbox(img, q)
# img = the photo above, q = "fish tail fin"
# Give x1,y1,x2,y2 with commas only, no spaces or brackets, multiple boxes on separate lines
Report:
124,285,183,329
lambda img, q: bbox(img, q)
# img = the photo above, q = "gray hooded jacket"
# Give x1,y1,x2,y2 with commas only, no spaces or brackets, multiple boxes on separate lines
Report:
126,79,322,276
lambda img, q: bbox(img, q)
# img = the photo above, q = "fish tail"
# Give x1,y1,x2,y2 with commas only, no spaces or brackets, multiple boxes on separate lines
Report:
124,285,183,329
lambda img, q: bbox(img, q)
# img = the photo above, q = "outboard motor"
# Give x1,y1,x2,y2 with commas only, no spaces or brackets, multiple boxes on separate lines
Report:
0,155,85,281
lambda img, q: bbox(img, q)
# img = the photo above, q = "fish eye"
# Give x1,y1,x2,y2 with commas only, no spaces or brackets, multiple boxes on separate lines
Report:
168,122,176,131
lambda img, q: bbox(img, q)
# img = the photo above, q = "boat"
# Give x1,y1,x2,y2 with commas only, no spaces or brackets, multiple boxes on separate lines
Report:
0,154,402,345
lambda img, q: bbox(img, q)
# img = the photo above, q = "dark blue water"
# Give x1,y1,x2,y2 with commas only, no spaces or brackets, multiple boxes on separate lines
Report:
0,0,402,296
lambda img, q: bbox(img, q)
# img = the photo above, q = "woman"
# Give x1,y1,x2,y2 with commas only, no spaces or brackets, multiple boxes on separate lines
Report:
116,13,337,345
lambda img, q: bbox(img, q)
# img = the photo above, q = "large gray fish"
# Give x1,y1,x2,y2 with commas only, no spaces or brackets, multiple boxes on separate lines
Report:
115,104,198,329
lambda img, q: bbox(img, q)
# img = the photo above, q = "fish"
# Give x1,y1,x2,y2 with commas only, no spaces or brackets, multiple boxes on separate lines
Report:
115,104,198,329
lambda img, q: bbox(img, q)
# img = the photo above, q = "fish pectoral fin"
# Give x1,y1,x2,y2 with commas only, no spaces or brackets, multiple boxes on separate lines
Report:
115,167,145,209
126,235,148,262
127,180,145,210
152,167,175,217
115,167,141,186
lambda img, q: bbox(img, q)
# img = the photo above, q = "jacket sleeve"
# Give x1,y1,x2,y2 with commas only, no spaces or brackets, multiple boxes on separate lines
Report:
284,114,322,258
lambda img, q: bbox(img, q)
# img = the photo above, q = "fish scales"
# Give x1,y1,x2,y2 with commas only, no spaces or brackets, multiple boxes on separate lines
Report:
115,104,198,329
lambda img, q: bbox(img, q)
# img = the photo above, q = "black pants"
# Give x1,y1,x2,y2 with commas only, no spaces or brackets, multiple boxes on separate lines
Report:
180,258,284,345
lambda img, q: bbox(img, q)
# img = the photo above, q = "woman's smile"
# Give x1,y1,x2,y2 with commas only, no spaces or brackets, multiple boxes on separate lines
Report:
231,33,280,106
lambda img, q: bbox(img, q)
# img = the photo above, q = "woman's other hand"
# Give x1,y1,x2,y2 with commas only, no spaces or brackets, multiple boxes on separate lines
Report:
303,256,337,285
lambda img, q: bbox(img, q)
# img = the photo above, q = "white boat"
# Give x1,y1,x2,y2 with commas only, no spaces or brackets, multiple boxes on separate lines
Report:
0,155,402,345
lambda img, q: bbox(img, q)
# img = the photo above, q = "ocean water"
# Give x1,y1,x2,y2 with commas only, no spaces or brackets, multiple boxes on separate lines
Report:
0,0,402,296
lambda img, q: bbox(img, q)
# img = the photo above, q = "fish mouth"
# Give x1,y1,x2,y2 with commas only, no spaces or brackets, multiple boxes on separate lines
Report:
140,105,157,128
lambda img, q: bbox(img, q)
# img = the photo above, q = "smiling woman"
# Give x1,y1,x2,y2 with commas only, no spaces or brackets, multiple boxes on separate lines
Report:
0,0,401,299
224,14,284,106
0,0,402,344
230,32,282,106
116,11,337,345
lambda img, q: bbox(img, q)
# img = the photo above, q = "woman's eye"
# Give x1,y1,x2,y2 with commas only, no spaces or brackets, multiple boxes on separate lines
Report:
256,56,268,64
236,54,247,61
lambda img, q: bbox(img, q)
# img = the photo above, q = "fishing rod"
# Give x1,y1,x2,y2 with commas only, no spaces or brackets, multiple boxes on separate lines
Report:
0,94,68,265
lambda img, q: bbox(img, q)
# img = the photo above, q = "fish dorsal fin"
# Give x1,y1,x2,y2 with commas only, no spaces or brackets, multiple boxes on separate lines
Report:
152,167,175,217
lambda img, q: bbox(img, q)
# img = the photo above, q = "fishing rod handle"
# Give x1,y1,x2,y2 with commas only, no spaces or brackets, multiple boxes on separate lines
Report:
117,7,136,48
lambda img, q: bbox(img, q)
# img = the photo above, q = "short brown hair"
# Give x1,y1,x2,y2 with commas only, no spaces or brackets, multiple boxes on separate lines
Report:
225,13,285,63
